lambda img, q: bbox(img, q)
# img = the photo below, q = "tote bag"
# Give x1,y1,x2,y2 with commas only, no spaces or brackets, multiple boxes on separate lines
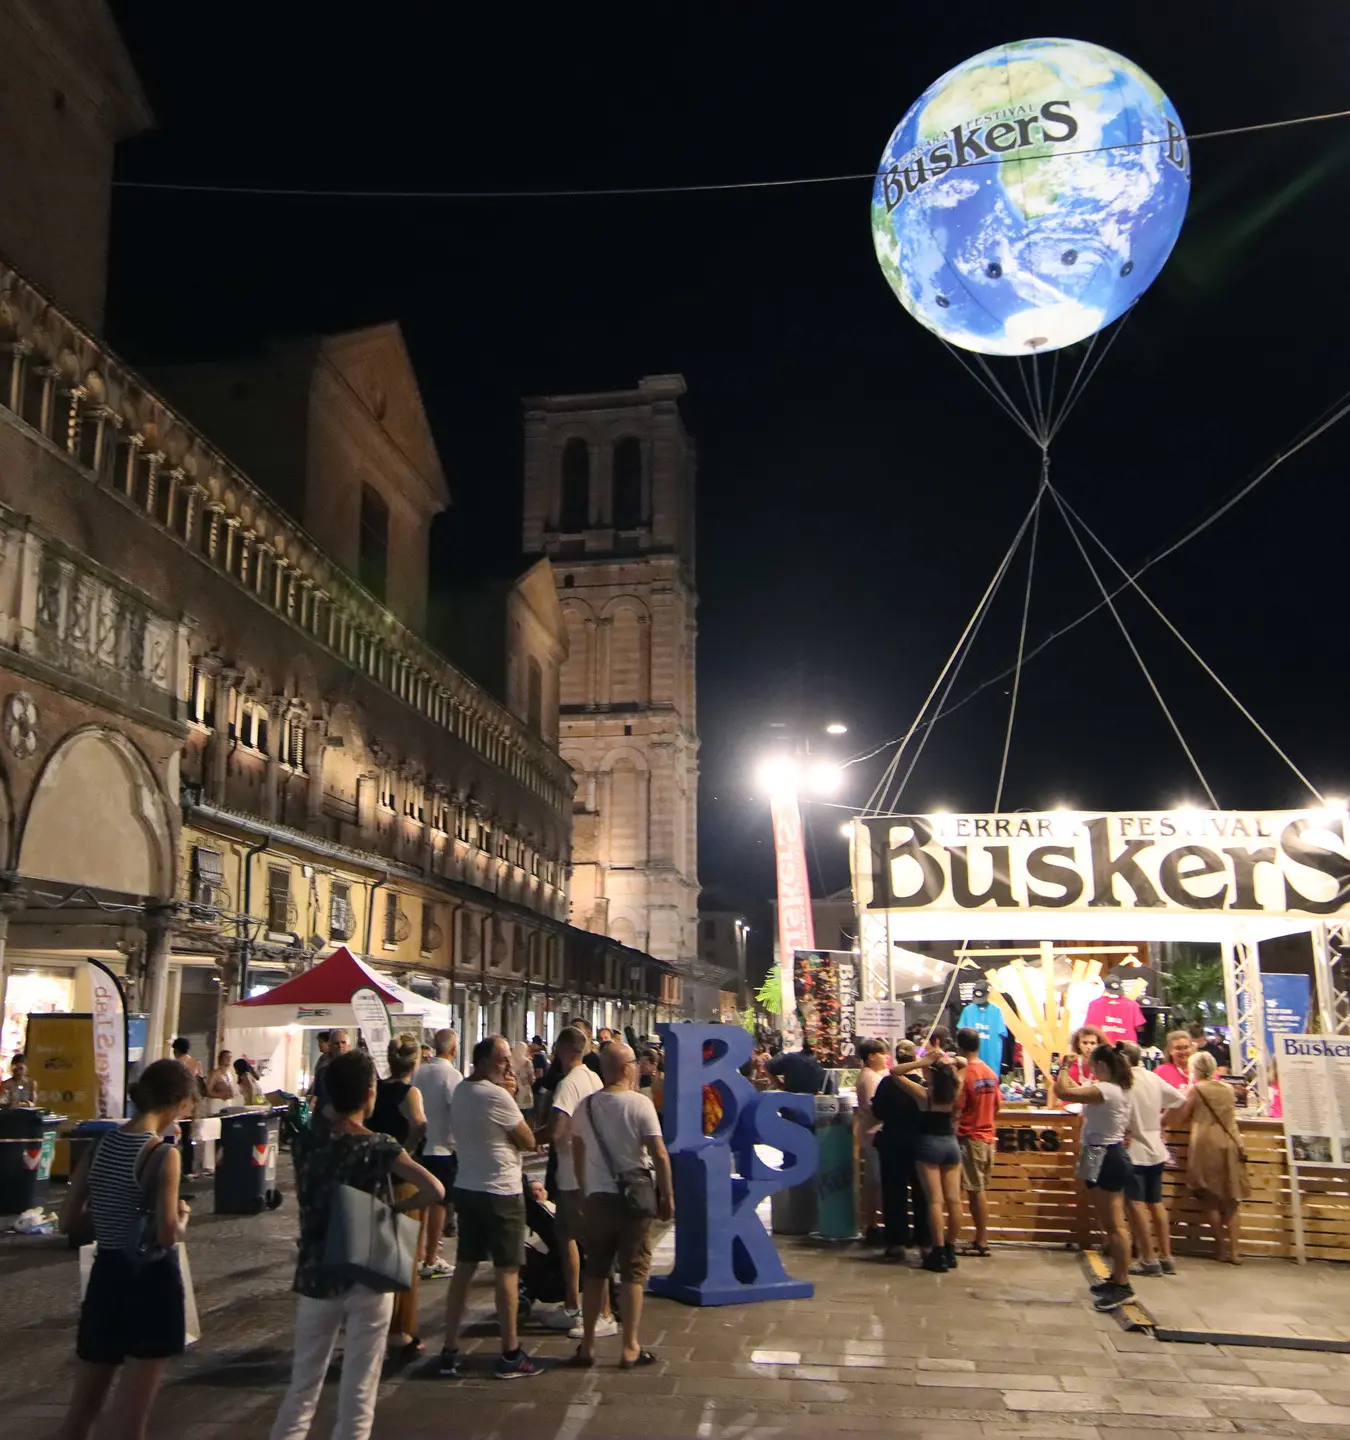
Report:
322,1178,419,1293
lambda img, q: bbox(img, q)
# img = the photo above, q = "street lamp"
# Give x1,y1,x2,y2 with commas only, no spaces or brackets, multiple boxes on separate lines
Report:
825,722,848,735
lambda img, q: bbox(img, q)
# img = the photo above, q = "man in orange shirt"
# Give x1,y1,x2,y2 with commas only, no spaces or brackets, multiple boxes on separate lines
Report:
953,1026,999,1256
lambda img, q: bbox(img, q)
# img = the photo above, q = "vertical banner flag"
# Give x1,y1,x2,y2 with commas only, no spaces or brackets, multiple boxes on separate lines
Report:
351,986,392,1080
793,950,858,1064
1263,973,1312,1062
85,959,127,1119
770,792,815,1023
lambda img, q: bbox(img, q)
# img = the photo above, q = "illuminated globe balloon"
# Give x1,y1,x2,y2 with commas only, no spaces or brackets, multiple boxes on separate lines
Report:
872,38,1189,356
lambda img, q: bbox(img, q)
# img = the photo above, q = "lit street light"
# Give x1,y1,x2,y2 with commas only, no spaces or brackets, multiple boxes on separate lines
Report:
825,722,848,735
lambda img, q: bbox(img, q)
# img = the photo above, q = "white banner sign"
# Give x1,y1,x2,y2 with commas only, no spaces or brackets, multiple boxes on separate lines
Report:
351,987,392,1081
855,1001,907,1035
1277,1034,1350,1166
854,810,1350,919
86,959,126,1119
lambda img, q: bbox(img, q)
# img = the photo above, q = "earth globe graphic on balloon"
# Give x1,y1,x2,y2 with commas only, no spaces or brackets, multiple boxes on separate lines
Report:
872,38,1190,356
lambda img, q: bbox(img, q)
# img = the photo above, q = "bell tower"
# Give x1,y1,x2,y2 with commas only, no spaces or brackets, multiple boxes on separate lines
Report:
522,375,699,995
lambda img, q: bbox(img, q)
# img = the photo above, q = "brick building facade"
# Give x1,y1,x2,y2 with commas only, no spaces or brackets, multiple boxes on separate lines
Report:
0,7,672,1077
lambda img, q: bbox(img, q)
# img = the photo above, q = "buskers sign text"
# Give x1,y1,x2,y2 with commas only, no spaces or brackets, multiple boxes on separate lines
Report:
855,811,1350,917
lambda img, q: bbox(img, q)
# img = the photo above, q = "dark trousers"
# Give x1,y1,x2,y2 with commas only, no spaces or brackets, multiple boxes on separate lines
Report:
879,1142,930,1248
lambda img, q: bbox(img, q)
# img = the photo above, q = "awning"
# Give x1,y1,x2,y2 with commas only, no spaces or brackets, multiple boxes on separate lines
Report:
222,945,449,1030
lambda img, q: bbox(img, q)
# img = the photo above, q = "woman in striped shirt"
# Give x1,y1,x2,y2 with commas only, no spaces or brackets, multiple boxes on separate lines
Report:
58,1058,197,1440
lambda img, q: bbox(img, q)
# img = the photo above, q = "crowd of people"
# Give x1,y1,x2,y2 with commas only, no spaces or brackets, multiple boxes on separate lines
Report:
856,1023,1252,1313
49,1009,1256,1439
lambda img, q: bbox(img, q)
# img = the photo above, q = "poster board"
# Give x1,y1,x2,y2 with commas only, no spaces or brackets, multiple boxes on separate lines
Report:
855,1001,906,1036
1275,1033,1350,1262
351,987,392,1081
792,950,856,1064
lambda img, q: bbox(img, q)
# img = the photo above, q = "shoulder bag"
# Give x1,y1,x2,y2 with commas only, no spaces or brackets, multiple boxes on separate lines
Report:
323,1168,419,1293
1196,1084,1248,1165
124,1138,175,1273
587,1093,658,1219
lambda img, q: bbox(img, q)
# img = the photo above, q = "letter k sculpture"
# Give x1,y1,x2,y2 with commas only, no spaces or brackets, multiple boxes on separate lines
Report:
647,1023,819,1306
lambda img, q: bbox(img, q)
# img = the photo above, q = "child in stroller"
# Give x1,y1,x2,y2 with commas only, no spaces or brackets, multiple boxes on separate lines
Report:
517,1179,567,1320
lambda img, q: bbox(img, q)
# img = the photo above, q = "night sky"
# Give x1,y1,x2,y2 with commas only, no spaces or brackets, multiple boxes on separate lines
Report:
107,4,1350,948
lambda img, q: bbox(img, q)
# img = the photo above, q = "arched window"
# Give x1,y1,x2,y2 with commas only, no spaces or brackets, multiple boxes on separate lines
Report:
613,437,643,528
560,438,590,531
607,607,647,704
608,757,646,864
560,609,590,707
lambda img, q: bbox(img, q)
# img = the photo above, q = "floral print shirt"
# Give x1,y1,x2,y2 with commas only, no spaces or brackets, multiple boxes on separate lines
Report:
290,1120,402,1298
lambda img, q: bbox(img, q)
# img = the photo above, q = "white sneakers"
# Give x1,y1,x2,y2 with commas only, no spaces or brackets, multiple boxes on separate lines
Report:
420,1257,454,1280
571,1315,619,1340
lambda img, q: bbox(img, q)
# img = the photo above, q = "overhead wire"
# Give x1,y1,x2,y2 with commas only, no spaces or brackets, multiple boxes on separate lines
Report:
994,471,1045,809
1047,483,1220,807
866,490,1042,815
842,384,1350,772
110,107,1350,201
1054,488,1324,803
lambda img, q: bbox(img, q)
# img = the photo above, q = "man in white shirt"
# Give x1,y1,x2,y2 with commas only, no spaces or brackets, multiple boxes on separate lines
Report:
413,1028,462,1278
571,1043,673,1368
535,1027,612,1336
1121,1042,1187,1277
438,1035,540,1380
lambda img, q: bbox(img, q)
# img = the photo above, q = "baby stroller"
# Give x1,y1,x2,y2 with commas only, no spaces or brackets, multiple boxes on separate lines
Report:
516,1184,567,1321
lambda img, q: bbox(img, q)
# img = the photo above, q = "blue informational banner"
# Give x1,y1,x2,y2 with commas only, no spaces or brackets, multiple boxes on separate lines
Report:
1264,973,1312,1060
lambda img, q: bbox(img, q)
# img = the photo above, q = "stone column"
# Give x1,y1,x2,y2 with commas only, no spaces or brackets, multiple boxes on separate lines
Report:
306,716,328,828
263,699,286,821
142,903,176,1063
209,667,237,803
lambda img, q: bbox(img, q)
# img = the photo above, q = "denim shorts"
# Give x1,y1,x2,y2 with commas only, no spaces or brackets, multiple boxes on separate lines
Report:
915,1133,961,1168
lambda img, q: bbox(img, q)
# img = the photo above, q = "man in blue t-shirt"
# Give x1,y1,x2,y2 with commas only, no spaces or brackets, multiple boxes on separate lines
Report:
955,992,1006,1076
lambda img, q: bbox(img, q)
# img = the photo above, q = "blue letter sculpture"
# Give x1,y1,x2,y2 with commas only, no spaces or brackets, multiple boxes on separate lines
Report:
647,1022,817,1305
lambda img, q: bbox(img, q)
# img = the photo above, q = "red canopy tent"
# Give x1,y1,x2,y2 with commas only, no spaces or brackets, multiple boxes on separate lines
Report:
222,945,448,1030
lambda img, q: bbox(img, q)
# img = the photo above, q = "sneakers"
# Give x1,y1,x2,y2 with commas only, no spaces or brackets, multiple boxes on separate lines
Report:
438,1349,461,1378
1129,1260,1163,1278
1092,1283,1136,1312
1159,1257,1177,1275
420,1258,454,1280
569,1314,619,1339
495,1349,541,1380
1088,1277,1115,1293
943,1243,958,1270
921,1248,947,1273
540,1304,582,1332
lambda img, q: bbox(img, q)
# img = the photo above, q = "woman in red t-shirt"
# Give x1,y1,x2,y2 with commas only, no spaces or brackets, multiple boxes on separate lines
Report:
1065,1026,1107,1086
1154,1030,1193,1091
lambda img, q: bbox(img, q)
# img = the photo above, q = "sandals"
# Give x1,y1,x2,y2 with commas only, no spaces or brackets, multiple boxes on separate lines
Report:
566,1348,595,1369
389,1335,424,1359
619,1349,657,1369
961,1244,993,1257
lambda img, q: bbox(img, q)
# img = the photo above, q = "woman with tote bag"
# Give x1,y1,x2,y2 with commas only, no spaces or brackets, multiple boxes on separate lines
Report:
271,1048,443,1440
57,1058,198,1440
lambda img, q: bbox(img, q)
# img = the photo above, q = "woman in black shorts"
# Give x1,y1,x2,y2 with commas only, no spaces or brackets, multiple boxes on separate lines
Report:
1055,1043,1137,1313
58,1058,197,1440
887,1053,963,1272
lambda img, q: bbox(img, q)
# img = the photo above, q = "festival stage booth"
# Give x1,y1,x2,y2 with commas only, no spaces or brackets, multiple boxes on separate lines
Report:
850,808,1350,1263
222,946,449,1094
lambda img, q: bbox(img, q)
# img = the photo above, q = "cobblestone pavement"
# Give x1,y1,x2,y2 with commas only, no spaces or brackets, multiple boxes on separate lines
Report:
7,1181,1350,1440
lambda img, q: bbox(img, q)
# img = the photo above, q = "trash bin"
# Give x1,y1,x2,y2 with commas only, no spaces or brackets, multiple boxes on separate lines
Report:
768,1106,819,1236
814,1093,858,1240
214,1110,284,1215
0,1109,62,1212
66,1119,122,1186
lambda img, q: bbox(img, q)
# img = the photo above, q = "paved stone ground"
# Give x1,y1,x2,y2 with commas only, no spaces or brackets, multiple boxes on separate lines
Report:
7,1181,1350,1439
